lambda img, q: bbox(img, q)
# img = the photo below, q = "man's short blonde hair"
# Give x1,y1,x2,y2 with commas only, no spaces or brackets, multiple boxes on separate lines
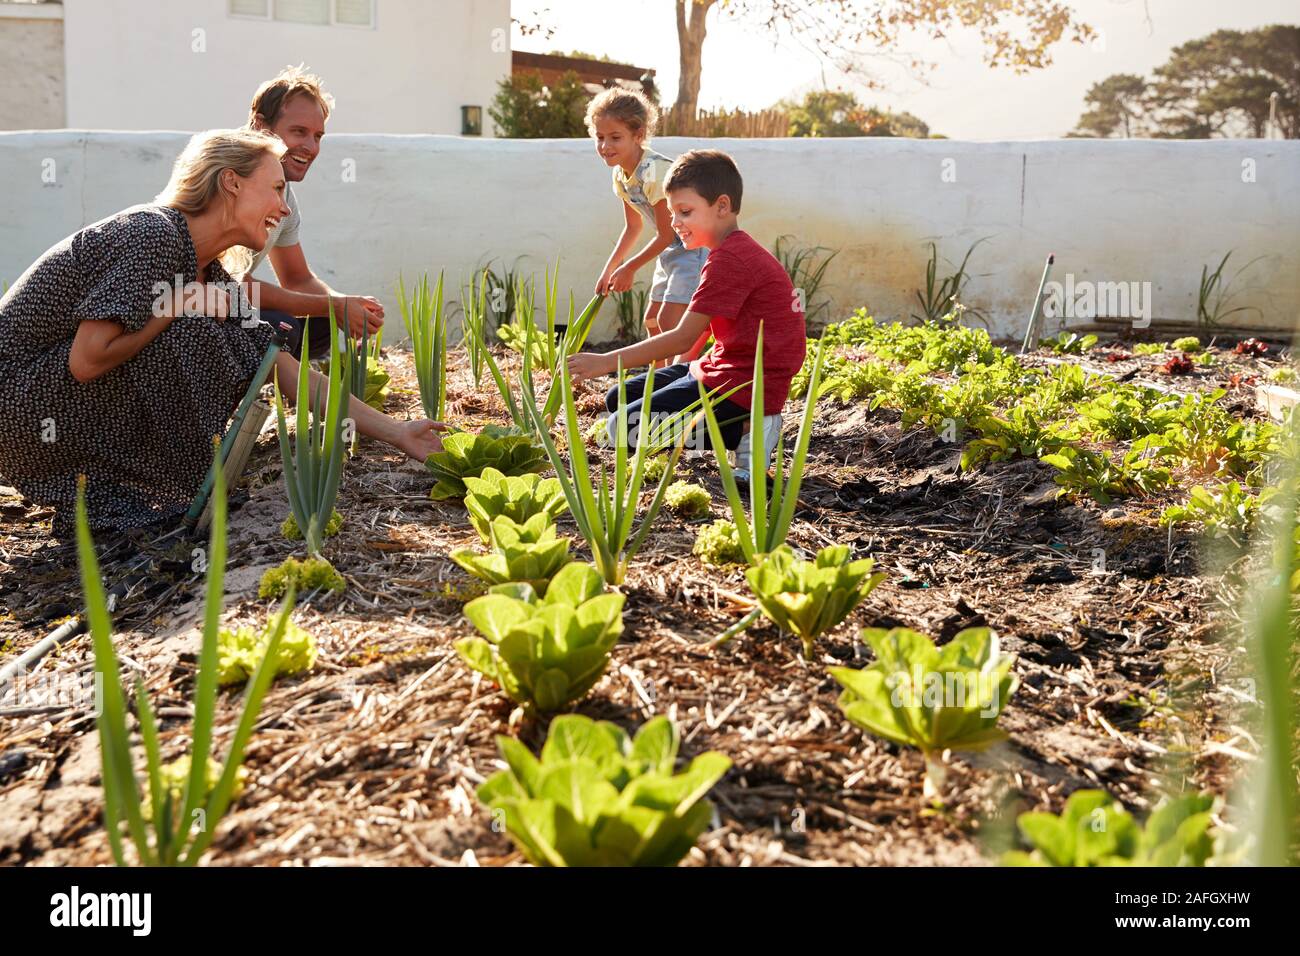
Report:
248,64,335,129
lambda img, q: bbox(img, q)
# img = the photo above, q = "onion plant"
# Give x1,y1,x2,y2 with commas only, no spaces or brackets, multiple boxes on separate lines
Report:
522,292,608,428
397,271,448,422
697,329,829,567
274,317,351,556
521,358,693,585
460,268,491,387
76,458,293,866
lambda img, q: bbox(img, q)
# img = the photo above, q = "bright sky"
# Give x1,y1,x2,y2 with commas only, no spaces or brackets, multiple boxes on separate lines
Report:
513,0,1299,139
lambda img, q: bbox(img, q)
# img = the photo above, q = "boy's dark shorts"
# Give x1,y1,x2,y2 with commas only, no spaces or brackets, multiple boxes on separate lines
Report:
264,310,334,361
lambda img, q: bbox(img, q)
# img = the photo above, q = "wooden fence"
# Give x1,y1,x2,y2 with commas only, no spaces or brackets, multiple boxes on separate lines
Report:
657,106,790,138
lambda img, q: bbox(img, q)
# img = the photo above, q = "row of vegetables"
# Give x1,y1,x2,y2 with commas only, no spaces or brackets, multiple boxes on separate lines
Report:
68,271,1286,865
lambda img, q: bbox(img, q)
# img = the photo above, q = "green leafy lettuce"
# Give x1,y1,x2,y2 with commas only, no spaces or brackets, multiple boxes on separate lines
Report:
425,425,548,500
478,714,731,866
450,513,572,594
455,562,623,715
746,544,885,659
463,467,568,544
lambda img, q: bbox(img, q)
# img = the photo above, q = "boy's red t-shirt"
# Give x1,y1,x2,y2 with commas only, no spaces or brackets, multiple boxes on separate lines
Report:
687,229,807,413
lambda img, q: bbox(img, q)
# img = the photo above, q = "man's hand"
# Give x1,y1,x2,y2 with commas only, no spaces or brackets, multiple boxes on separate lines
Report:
394,419,450,462
334,295,385,338
607,262,636,293
567,351,611,384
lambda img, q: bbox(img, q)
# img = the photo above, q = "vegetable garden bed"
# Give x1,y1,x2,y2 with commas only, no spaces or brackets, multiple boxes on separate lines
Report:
0,319,1287,866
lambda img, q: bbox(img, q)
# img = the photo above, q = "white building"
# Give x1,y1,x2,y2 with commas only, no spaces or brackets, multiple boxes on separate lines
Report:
0,0,510,134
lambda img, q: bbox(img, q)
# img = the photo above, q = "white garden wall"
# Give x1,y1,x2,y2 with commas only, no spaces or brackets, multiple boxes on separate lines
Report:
1,131,1297,343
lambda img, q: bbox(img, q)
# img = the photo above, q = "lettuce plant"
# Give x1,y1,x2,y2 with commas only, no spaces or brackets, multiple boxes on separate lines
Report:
258,555,345,600
216,617,318,687
1160,481,1257,542
455,562,623,715
478,714,731,866
143,756,247,823
1002,790,1218,867
1040,446,1172,504
698,329,829,565
280,508,342,543
463,467,568,544
450,513,572,594
76,462,290,866
693,519,745,567
273,316,350,556
744,544,885,659
663,481,711,518
425,425,548,500
830,626,1017,799
1042,331,1097,355
397,271,448,422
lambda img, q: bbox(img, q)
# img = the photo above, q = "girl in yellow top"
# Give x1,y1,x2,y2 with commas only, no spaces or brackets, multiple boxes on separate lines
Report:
586,88,709,363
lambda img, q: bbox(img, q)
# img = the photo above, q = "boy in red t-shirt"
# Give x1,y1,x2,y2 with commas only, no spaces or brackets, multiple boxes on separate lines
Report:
568,149,806,456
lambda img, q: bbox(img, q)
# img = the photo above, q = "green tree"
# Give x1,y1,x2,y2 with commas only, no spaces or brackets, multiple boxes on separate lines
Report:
1071,73,1149,138
1075,26,1299,140
672,1,1093,116
784,90,932,138
489,70,592,138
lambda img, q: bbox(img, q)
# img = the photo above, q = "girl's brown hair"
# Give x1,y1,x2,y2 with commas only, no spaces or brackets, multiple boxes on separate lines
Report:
585,88,659,139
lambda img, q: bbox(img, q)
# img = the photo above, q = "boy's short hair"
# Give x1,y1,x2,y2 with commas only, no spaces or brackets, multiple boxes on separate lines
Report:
665,149,743,213
248,64,335,128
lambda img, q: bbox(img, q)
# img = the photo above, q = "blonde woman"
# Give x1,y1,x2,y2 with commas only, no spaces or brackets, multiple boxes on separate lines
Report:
0,128,444,538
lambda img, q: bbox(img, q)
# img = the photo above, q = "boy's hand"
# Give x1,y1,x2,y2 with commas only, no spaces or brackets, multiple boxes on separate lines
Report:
567,351,611,383
607,262,636,293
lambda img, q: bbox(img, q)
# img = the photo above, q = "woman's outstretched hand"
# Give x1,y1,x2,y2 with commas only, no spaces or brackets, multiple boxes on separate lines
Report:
395,419,449,462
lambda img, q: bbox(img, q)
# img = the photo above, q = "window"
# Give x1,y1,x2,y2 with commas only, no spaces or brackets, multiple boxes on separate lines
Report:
334,0,373,27
229,0,269,17
229,0,374,28
274,0,329,25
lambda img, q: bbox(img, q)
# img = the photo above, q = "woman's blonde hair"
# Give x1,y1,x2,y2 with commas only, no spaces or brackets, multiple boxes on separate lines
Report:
585,88,659,139
157,128,286,277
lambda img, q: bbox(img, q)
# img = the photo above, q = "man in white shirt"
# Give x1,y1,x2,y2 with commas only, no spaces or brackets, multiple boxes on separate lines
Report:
243,65,384,359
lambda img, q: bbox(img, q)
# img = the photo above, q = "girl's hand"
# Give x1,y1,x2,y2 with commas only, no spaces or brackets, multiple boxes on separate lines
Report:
608,262,636,293
567,351,611,384
594,268,614,296
394,419,449,462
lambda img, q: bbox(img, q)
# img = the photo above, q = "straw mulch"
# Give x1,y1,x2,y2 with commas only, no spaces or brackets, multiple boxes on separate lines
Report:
0,341,1265,866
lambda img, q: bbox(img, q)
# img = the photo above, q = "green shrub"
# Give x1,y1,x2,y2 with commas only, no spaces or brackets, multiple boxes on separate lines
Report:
1172,336,1202,353
477,714,731,866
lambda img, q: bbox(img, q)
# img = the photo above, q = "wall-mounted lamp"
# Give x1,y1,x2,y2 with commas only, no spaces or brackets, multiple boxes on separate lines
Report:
461,105,483,136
